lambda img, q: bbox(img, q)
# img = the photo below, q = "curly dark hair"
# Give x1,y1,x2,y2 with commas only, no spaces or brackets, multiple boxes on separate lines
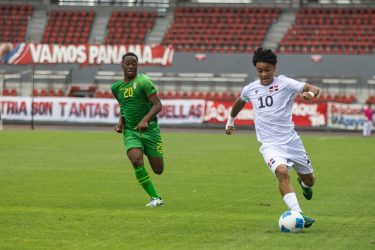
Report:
252,47,277,66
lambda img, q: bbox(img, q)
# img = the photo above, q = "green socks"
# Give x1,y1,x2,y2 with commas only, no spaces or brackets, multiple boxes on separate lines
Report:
134,165,159,198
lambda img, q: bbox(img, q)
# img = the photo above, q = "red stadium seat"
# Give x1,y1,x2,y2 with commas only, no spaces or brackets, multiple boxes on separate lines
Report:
158,91,166,99
105,11,157,45
10,89,17,96
0,5,33,42
56,89,65,96
278,8,375,55
40,89,48,96
32,89,39,96
42,10,95,44
162,7,280,53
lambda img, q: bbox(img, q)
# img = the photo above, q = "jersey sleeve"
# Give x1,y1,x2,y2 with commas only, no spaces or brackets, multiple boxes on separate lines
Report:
281,75,305,93
141,75,157,97
240,85,251,102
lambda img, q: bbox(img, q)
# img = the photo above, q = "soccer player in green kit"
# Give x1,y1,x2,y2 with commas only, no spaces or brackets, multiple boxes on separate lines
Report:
112,52,164,207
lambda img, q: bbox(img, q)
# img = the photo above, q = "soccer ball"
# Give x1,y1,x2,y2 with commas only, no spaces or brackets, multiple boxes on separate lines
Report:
278,210,305,232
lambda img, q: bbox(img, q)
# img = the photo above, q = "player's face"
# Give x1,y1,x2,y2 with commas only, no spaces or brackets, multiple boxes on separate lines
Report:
255,62,276,85
122,56,138,80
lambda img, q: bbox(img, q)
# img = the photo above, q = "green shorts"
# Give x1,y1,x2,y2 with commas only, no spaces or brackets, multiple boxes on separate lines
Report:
123,126,163,158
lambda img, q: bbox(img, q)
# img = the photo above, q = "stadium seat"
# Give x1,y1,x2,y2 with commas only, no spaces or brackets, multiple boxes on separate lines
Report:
56,89,65,96
162,7,280,52
0,4,33,42
42,10,95,44
158,91,166,99
40,89,48,96
278,8,375,55
48,89,56,96
105,11,157,44
32,89,39,96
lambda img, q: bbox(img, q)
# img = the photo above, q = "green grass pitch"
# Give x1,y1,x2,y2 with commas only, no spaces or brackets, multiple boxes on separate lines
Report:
0,129,374,249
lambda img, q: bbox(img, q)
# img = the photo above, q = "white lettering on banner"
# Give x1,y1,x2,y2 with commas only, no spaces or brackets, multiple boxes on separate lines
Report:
52,44,66,63
330,103,362,115
292,103,325,126
76,45,87,63
30,44,87,63
292,103,318,116
204,101,254,122
89,46,99,64
89,45,147,64
204,101,229,122
143,46,152,64
4,43,173,65
40,45,52,63
309,114,325,126
327,102,365,130
117,46,127,62
97,45,108,64
107,45,118,64
29,43,42,62
166,47,174,66
237,108,254,120
66,45,78,63
330,115,363,129
127,45,142,62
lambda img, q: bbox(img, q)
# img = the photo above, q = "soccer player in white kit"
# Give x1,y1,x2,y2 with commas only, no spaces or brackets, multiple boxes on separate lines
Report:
225,48,320,228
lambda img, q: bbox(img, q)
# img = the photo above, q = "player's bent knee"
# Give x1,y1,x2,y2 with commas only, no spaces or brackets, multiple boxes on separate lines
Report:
128,155,144,167
151,162,164,174
153,166,164,175
275,165,289,179
306,175,315,186
148,157,164,174
130,159,144,167
300,173,315,186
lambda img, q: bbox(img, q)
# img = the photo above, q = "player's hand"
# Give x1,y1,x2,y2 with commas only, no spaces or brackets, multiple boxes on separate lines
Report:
225,117,235,135
134,119,148,133
301,91,315,101
115,123,123,133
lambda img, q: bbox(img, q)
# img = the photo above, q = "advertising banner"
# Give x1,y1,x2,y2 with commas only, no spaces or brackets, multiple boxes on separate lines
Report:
1,96,120,123
1,97,205,125
204,100,327,127
204,100,255,125
327,102,366,130
0,43,174,66
1,97,329,127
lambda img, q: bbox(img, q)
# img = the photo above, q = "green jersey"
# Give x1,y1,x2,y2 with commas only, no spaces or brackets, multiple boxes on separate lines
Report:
111,74,158,130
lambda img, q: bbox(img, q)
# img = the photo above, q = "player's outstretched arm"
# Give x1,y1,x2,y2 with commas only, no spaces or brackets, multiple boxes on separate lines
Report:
301,83,320,101
225,98,246,135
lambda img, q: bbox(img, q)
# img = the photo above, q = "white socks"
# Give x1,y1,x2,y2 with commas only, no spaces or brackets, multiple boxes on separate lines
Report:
283,192,302,213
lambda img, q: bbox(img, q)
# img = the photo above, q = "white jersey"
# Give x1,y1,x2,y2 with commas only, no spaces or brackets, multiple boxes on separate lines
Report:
240,75,305,145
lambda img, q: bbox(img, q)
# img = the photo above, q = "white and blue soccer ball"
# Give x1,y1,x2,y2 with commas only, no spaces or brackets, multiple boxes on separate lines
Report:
278,210,305,232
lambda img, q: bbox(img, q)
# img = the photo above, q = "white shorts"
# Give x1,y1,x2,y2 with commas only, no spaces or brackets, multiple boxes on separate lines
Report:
259,138,314,176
